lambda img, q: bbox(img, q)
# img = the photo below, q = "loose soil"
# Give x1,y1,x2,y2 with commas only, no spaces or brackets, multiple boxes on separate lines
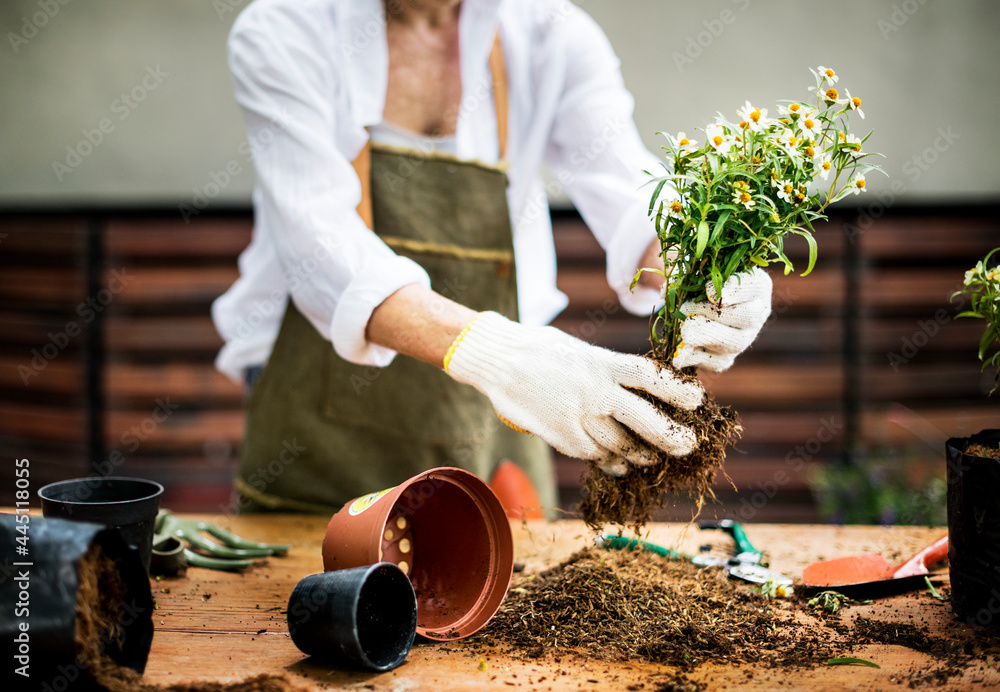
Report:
966,443,1000,460
75,544,302,691
579,363,741,532
463,547,1000,688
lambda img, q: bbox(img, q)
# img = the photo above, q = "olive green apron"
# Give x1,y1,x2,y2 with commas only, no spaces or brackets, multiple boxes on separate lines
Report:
234,40,554,514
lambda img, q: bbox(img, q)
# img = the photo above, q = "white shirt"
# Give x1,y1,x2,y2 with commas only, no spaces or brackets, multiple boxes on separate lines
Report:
211,0,667,382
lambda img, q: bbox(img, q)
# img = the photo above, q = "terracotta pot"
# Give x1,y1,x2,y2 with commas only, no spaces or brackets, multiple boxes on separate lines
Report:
322,467,513,640
946,429,1000,627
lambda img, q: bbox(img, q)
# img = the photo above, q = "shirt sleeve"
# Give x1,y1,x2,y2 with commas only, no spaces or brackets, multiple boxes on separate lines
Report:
227,4,430,367
541,5,675,317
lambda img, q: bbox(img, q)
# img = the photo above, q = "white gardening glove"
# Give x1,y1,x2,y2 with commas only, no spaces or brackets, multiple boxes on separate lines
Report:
445,312,705,477
672,268,772,373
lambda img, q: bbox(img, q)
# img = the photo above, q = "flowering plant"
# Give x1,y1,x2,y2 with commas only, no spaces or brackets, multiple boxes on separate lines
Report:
641,66,884,360
952,247,1000,395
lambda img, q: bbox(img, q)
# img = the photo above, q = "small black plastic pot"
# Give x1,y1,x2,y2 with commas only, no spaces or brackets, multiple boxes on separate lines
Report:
287,563,417,672
0,514,154,690
38,476,164,574
946,429,1000,627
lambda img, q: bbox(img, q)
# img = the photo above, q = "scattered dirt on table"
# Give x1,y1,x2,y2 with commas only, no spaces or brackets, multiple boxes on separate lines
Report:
462,547,1000,688
467,547,832,670
75,544,302,691
579,364,741,533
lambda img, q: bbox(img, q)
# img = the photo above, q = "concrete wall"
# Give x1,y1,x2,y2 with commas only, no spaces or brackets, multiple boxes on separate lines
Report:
1,0,997,206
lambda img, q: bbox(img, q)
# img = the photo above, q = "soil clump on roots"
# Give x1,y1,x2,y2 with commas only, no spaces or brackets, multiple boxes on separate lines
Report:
579,363,741,532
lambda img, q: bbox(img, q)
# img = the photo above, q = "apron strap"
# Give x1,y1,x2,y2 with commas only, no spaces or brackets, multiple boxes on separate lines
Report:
351,32,508,231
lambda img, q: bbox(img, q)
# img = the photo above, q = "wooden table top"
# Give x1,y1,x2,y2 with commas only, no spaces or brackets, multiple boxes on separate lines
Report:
138,514,995,691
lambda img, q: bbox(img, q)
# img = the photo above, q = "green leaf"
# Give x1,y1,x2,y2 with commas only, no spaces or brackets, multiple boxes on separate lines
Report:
827,657,881,669
924,576,948,601
710,262,724,302
980,324,998,361
695,219,710,259
711,211,731,244
647,178,667,216
796,230,818,277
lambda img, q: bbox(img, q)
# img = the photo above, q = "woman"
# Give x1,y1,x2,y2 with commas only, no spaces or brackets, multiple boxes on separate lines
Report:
211,0,771,514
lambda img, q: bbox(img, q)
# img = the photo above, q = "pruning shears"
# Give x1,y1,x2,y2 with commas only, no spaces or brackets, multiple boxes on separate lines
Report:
151,510,291,574
690,519,792,586
597,519,792,586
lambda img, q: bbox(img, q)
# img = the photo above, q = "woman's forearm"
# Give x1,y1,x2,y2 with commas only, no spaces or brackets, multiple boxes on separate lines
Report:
365,283,478,368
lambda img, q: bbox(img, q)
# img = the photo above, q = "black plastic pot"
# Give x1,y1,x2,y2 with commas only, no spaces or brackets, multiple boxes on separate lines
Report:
0,514,154,690
946,429,1000,627
38,476,164,574
287,563,417,672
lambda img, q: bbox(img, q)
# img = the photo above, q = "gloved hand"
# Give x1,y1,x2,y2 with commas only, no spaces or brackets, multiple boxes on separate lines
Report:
444,311,704,477
673,268,772,372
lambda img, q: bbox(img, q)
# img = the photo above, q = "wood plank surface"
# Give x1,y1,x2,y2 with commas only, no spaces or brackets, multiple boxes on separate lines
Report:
133,515,997,691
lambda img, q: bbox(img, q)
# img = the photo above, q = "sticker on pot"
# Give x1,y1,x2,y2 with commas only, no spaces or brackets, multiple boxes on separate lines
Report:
348,487,395,516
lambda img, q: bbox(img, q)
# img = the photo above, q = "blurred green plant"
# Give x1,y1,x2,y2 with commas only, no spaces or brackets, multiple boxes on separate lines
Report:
951,247,1000,395
808,448,946,526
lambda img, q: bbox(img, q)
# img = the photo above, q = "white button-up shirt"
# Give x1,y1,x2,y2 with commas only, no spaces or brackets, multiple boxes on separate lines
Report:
211,0,666,382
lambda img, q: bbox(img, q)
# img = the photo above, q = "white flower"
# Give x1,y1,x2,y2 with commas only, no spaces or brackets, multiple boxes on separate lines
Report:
778,102,805,121
665,198,687,220
849,173,867,194
775,179,795,203
845,90,865,119
705,123,733,156
843,134,864,158
802,140,819,159
817,65,839,85
732,180,755,209
737,101,769,132
818,86,844,106
665,131,699,154
814,154,834,181
800,114,821,137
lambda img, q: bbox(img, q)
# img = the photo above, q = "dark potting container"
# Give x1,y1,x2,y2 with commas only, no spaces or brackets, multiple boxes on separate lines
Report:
946,429,1000,627
0,514,154,690
38,476,164,573
287,563,417,672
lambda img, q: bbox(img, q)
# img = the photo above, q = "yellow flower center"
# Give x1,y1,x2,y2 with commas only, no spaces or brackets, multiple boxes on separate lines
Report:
712,135,724,147
740,192,752,203
851,97,862,109
838,132,846,142
855,179,866,189
825,88,839,101
679,137,690,146
783,184,794,194
804,118,815,130
739,121,749,130
824,68,835,79
788,136,798,146
750,108,761,123
789,104,800,113
795,192,806,202
822,161,832,171
805,145,815,157
670,201,683,213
